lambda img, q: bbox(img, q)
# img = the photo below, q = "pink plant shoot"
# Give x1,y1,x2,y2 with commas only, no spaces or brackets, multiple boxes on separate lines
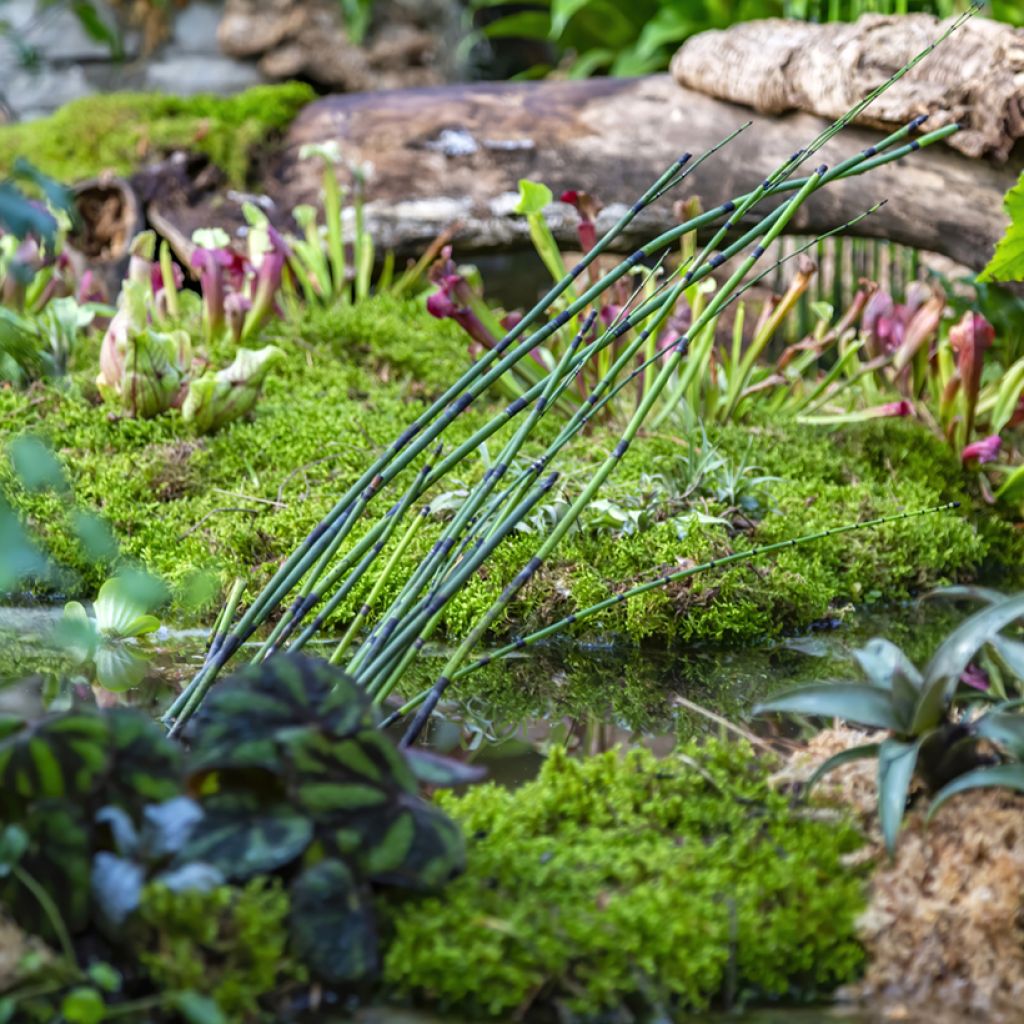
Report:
949,311,995,440
560,190,600,254
961,434,1001,465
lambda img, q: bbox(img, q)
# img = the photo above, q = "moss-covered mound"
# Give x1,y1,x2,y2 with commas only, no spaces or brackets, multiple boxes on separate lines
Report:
0,84,315,186
382,742,867,1017
0,294,1011,644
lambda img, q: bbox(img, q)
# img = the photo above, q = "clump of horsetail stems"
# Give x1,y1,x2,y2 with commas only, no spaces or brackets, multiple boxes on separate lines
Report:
164,10,975,741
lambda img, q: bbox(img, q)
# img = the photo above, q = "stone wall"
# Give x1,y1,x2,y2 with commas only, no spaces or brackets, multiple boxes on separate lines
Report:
0,0,458,122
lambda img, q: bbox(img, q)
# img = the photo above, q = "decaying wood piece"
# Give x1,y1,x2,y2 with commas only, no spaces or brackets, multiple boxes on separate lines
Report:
67,175,144,300
671,14,1024,163
273,76,1021,272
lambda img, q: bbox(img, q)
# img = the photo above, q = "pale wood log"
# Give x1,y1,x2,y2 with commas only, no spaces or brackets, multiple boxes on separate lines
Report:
270,76,1019,272
671,14,1024,163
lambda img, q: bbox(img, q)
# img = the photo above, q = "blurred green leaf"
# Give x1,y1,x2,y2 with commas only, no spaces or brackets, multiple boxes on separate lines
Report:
169,992,228,1024
754,683,904,731
927,763,1024,820
288,858,379,983
877,737,921,856
916,594,1024,732
60,987,105,1024
8,435,68,493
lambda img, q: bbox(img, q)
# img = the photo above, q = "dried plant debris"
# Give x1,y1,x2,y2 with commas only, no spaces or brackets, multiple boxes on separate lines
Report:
783,726,1024,1020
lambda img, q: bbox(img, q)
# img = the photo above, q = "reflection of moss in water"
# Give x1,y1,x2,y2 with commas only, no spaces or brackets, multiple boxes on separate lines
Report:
399,601,970,745
382,741,867,1018
0,293,1013,645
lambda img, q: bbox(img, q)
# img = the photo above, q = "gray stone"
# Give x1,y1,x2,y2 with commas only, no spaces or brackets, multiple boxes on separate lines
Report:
144,53,264,95
3,63,96,119
0,0,137,63
169,2,226,55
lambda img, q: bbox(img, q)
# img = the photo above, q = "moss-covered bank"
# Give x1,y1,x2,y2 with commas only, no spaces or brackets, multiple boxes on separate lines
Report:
382,742,867,1017
0,84,315,186
0,294,1015,645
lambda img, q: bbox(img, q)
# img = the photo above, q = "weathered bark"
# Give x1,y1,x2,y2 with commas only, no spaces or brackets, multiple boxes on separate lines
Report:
671,13,1024,163
270,75,1019,272
67,175,144,300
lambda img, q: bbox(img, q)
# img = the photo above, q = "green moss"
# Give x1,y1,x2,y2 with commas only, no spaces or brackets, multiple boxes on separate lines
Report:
0,84,315,186
0,293,1014,644
137,877,303,1020
381,741,867,1017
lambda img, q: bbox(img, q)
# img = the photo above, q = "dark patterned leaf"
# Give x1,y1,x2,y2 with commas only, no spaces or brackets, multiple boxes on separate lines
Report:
139,797,204,859
91,852,145,928
2,800,91,935
106,708,183,812
404,749,487,788
288,859,379,984
186,655,374,773
296,780,390,817
177,793,313,881
0,824,28,877
363,797,465,891
0,712,110,814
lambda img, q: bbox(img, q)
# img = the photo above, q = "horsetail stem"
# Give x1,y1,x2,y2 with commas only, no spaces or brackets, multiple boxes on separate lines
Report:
166,11,974,733
387,502,962,735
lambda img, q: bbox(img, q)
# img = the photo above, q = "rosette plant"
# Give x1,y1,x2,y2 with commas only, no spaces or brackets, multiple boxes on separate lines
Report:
60,575,165,692
755,590,1024,853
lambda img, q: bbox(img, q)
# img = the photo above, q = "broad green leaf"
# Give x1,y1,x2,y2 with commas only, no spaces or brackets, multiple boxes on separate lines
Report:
804,743,881,793
990,354,1024,433
515,180,553,217
995,464,1024,505
288,859,379,983
877,738,922,856
177,795,313,881
94,641,151,692
633,5,698,59
915,594,1024,732
926,763,1024,819
482,10,550,38
753,683,903,731
69,0,122,54
93,575,163,638
550,0,591,36
979,170,1024,283
61,987,105,1024
169,992,228,1024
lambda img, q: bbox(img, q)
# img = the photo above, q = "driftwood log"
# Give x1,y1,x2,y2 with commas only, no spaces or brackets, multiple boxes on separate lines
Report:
268,75,1020,273
672,14,1024,163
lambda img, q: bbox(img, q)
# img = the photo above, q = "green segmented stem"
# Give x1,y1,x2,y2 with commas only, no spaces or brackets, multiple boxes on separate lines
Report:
386,501,962,732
